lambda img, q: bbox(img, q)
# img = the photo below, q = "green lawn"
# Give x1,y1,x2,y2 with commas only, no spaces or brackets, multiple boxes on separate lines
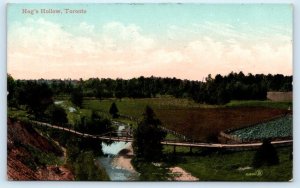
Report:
133,146,292,181
82,98,292,120
226,100,292,110
8,107,30,121
166,146,292,181
82,97,218,119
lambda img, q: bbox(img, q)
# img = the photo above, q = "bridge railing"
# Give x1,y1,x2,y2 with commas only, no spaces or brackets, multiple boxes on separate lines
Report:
28,119,293,149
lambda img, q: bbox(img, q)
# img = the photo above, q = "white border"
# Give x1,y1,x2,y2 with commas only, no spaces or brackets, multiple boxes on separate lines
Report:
1,0,298,188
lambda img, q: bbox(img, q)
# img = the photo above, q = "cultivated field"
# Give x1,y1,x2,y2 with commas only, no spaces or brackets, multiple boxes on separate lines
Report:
229,115,292,141
156,107,289,141
82,97,291,142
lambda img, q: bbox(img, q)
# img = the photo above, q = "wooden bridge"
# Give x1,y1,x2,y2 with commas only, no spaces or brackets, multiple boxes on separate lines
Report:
30,120,293,150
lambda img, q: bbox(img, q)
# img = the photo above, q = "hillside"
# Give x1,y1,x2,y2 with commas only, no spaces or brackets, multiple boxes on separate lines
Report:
7,118,74,180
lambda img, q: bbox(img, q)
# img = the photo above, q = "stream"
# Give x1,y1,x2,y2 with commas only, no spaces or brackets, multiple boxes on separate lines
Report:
98,122,139,181
54,100,139,180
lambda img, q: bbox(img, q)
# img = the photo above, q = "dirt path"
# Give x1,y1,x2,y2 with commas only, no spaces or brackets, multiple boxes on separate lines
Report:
169,167,198,181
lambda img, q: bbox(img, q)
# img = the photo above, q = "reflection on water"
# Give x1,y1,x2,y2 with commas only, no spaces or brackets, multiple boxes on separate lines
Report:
68,107,76,112
98,123,139,181
54,101,63,105
98,156,138,181
102,141,130,156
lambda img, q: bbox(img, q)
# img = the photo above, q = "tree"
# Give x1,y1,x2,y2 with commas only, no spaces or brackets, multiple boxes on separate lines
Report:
133,106,166,161
109,102,119,118
252,139,279,168
7,74,16,106
71,87,83,107
15,81,53,117
45,104,68,125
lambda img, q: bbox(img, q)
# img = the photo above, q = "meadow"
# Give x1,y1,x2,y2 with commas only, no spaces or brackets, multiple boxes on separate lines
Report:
82,97,290,141
165,146,293,181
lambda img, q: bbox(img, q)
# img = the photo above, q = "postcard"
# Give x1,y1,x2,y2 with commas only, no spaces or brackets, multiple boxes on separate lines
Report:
7,3,293,181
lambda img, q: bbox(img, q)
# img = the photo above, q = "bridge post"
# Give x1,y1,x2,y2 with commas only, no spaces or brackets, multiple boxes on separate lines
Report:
189,146,192,154
173,145,176,154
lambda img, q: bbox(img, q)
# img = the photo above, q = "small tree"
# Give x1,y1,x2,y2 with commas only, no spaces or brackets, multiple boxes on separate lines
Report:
71,88,83,108
133,106,166,161
109,102,119,118
45,104,68,126
252,139,279,168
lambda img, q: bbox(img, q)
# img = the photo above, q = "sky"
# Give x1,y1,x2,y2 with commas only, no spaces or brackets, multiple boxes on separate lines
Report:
7,4,293,80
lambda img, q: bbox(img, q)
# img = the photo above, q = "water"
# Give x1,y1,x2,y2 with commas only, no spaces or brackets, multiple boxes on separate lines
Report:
68,107,76,112
98,123,139,181
99,156,136,181
54,101,64,105
102,141,130,155
54,100,76,112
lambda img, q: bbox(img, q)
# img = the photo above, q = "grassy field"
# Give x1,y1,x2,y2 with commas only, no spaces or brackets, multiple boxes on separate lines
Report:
166,146,293,181
226,100,292,109
10,97,291,142
82,97,290,141
9,96,293,181
82,98,292,118
133,145,292,181
82,97,219,119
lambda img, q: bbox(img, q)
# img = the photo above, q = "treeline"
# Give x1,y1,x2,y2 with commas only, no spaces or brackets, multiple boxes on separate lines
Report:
8,72,292,105
8,74,113,136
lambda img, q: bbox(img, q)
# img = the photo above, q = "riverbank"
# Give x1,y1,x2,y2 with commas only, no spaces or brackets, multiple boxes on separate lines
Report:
111,143,136,172
169,166,198,181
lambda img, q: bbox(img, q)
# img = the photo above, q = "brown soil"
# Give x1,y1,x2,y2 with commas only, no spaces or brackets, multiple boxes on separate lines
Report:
169,167,198,181
111,143,136,172
7,119,74,181
156,107,289,141
37,165,74,180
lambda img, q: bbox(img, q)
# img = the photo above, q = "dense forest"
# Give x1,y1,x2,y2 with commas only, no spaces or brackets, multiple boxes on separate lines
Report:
8,72,292,107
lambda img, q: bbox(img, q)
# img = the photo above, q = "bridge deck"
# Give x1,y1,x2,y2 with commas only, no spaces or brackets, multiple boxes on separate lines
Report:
31,120,293,149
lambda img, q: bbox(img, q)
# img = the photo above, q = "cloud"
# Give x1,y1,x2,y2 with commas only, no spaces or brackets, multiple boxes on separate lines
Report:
79,22,95,34
101,21,155,51
8,19,292,80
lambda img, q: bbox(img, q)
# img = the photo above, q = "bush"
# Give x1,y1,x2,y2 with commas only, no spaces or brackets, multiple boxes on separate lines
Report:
109,102,119,118
252,139,279,168
45,104,68,126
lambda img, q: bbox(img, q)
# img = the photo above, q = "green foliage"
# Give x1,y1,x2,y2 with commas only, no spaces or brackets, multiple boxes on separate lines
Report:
253,139,279,168
109,102,119,118
169,146,291,181
133,106,166,161
7,74,17,106
226,100,292,109
66,137,109,181
230,115,292,141
14,81,53,117
13,140,63,171
74,151,109,181
131,158,171,181
71,87,83,108
8,73,293,108
8,108,31,121
82,97,217,120
45,104,68,125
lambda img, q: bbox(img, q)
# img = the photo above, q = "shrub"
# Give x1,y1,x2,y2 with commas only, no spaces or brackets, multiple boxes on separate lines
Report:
252,139,279,168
